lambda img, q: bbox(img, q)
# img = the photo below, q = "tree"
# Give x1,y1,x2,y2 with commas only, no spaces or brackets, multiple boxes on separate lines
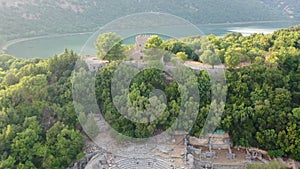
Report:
225,47,242,68
161,39,195,60
199,50,220,69
2,72,19,86
78,112,87,125
95,32,125,61
47,49,78,80
144,48,168,61
0,50,88,168
265,52,279,67
145,35,163,49
84,113,99,138
176,52,188,61
0,156,16,169
278,123,300,160
256,129,278,150
247,48,264,63
292,108,300,119
0,111,9,129
0,124,17,155
45,122,83,168
11,126,41,165
46,122,66,147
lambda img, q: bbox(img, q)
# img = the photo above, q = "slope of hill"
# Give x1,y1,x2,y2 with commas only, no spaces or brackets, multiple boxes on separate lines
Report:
261,0,300,19
0,0,291,44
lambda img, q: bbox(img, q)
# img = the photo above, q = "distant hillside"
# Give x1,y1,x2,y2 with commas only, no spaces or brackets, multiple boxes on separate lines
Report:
0,0,291,44
262,0,300,19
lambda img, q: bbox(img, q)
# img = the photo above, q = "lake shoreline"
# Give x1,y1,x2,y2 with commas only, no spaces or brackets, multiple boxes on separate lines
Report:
2,19,298,53
3,20,300,58
0,31,93,54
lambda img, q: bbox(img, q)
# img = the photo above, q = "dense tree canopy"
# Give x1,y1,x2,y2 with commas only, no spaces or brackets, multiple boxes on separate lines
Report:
0,50,84,169
94,28,300,161
95,32,125,61
145,35,163,49
2,25,300,168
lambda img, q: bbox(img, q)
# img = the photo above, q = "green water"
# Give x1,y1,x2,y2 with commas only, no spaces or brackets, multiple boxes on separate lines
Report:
4,21,300,59
4,34,93,59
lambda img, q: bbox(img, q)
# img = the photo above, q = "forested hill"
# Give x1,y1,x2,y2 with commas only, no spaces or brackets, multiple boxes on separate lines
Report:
261,0,300,19
0,0,290,43
1,24,300,168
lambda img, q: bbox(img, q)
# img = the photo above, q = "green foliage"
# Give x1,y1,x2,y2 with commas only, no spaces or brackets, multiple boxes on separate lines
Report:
84,113,99,138
176,52,188,61
199,50,220,68
268,149,285,158
47,49,78,80
78,112,87,125
0,156,15,169
0,50,84,168
225,47,243,68
161,39,196,60
246,161,286,169
2,72,19,86
53,128,83,167
199,37,221,68
145,35,163,49
292,107,300,119
2,24,300,169
95,32,125,61
95,64,184,138
94,29,300,160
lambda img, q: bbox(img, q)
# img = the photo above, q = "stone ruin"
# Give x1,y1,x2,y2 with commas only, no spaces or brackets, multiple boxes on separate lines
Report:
83,56,109,72
69,129,297,169
185,132,252,169
128,34,153,61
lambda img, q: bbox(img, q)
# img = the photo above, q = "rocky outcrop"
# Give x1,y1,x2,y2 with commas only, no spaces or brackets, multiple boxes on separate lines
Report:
67,153,95,169
67,144,106,169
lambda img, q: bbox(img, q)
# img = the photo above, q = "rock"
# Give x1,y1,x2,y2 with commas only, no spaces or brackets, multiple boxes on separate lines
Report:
187,154,194,162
